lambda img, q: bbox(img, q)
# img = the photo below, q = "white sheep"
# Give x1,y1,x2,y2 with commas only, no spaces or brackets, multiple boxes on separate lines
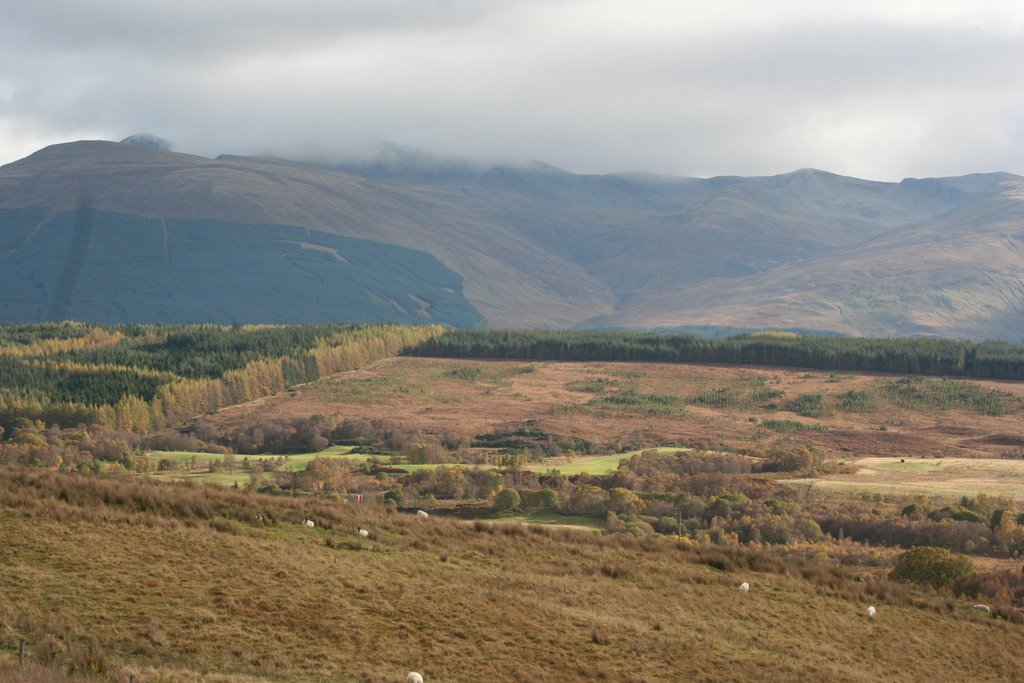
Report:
416,509,429,519
974,604,991,614
407,673,423,683
357,527,370,538
303,519,315,528
738,582,749,593
866,605,876,618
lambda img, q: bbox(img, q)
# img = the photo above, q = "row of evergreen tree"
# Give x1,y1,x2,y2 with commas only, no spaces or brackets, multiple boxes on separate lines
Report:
0,322,444,432
408,329,1024,379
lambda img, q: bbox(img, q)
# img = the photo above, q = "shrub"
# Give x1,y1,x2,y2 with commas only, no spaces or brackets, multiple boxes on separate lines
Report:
760,419,824,432
839,390,876,412
891,546,974,589
655,516,679,535
800,518,824,542
519,488,558,510
789,393,831,417
444,366,483,381
493,487,521,512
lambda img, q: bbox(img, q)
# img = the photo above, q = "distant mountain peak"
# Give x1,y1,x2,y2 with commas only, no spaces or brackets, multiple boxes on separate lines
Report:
523,160,572,175
776,167,842,181
119,133,171,151
3,138,1024,338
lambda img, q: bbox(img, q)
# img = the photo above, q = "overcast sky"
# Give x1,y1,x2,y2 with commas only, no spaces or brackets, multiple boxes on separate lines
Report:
1,0,1022,180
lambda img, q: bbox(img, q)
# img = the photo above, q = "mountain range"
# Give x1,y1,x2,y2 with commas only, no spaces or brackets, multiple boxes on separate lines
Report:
1,137,1022,339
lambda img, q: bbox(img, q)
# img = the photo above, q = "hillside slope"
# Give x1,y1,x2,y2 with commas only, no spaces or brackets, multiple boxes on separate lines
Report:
0,207,483,326
1,468,1021,682
1,139,1022,336
0,142,610,328
596,176,1024,338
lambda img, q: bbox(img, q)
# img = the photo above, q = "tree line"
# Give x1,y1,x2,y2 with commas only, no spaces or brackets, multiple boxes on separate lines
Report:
408,329,1024,379
0,322,444,433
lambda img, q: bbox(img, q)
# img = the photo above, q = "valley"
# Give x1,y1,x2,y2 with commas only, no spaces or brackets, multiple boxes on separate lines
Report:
5,323,1024,681
6,4,1023,681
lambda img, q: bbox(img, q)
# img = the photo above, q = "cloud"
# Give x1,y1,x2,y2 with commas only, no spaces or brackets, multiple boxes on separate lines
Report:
1,0,1022,179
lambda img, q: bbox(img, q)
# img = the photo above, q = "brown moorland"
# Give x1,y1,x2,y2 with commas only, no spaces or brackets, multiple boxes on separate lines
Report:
1,466,1021,683
208,357,1024,460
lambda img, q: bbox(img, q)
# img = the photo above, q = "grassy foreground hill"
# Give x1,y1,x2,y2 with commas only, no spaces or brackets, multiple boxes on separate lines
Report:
1,467,1021,683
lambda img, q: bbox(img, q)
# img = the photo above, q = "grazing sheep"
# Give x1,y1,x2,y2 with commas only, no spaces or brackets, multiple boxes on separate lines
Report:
407,673,424,683
357,528,370,538
416,510,429,519
738,582,749,593
974,604,991,614
866,605,876,618
303,519,315,528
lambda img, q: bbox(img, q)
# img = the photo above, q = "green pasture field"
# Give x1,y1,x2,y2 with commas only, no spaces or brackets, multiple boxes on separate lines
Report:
143,445,1024,504
399,447,693,477
786,456,1024,501
146,445,365,485
145,444,698,485
149,445,358,466
396,456,632,477
526,447,691,476
397,462,476,472
525,453,625,476
486,509,605,530
164,470,251,487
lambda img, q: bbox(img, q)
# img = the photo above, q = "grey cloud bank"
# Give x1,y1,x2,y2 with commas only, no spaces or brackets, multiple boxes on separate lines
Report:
1,0,1022,180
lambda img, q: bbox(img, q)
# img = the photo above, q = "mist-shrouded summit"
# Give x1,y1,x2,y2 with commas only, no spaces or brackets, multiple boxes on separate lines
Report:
1,2,1022,180
1,138,1023,339
119,133,172,151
